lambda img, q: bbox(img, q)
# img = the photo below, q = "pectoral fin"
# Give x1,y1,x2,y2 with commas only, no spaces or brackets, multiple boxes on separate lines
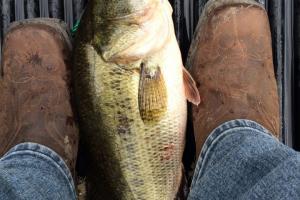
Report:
139,64,167,123
183,67,201,106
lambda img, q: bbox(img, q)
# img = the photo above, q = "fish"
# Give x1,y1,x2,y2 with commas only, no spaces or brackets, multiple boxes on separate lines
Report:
73,0,200,199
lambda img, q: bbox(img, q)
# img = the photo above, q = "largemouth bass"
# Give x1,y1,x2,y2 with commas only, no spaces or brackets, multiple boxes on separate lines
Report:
73,0,200,199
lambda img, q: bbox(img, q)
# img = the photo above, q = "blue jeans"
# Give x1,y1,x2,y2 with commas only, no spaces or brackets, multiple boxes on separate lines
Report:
0,143,76,200
0,120,299,200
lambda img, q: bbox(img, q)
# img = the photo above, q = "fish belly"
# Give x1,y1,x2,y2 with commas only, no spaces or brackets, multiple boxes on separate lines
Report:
74,39,186,199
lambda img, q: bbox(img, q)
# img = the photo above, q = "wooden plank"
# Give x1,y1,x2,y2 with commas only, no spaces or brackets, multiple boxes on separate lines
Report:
15,0,25,20
49,0,63,19
26,0,38,19
64,0,73,29
39,0,49,17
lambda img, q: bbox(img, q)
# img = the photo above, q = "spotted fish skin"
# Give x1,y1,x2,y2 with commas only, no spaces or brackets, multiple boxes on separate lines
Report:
73,0,199,199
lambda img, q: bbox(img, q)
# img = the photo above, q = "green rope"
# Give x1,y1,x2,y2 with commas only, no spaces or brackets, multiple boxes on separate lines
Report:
71,8,86,37
71,19,81,37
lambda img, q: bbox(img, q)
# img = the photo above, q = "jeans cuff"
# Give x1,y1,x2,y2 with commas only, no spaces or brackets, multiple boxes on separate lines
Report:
191,119,275,189
1,142,76,197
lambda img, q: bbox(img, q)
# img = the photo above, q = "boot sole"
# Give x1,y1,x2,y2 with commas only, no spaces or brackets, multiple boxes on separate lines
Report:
5,18,72,51
187,0,265,68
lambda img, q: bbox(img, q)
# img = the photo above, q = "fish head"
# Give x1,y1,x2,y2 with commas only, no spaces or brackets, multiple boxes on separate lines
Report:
92,0,167,19
90,0,175,65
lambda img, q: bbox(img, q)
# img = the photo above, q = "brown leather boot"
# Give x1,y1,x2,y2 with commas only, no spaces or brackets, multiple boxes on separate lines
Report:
0,19,79,175
187,0,280,156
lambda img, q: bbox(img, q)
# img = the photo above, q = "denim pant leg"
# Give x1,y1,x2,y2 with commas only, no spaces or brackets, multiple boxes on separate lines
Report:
0,143,77,200
188,120,300,200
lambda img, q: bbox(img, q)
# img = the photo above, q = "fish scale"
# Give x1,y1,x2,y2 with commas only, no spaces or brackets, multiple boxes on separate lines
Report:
81,46,183,199
73,0,200,199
